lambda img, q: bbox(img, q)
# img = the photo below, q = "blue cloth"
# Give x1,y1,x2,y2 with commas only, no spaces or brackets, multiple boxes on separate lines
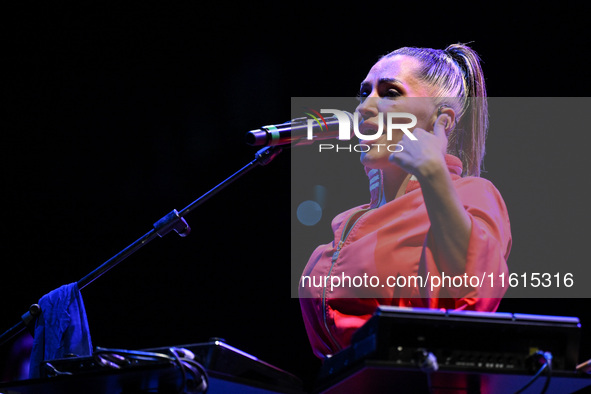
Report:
29,282,93,378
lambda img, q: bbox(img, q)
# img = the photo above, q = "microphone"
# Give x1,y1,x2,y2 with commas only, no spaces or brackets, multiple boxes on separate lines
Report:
245,111,354,147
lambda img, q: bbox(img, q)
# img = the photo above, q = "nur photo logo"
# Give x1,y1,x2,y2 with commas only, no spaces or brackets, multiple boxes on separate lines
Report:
303,108,417,152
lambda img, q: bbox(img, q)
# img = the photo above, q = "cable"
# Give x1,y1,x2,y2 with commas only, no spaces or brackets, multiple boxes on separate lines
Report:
169,349,188,394
414,348,438,394
43,362,73,376
93,346,176,366
540,352,552,394
92,346,209,393
179,358,209,393
513,351,553,394
169,347,209,394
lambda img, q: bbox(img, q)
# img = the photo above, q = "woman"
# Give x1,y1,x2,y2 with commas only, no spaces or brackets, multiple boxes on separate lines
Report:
299,44,512,358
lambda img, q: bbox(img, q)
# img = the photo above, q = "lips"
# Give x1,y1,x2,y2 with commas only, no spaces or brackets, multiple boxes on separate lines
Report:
357,120,383,143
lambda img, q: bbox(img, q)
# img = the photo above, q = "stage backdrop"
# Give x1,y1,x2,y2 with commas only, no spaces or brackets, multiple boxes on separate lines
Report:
1,3,589,388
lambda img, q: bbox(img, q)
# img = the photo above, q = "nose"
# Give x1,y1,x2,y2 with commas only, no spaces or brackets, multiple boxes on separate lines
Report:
356,94,379,120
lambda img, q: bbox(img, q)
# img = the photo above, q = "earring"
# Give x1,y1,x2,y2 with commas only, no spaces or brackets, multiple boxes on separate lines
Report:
437,104,450,116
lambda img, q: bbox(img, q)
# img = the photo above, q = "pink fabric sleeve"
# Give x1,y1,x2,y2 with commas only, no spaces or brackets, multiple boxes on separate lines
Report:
421,177,512,311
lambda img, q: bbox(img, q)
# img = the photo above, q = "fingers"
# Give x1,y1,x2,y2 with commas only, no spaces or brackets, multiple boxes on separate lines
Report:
433,114,452,138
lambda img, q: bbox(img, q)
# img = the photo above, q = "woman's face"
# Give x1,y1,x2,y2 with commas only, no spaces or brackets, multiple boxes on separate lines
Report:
356,55,439,169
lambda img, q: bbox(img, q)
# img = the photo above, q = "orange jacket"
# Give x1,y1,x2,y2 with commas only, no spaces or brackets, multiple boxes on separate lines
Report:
299,155,512,358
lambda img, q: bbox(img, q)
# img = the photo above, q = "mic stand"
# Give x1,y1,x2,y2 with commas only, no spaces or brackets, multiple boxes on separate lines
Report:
0,145,283,347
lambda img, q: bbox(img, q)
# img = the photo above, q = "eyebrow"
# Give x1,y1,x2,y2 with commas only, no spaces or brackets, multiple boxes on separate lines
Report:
378,77,402,84
360,77,403,88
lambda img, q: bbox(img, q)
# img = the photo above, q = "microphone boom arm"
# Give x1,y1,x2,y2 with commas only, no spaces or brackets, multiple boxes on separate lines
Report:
0,145,283,347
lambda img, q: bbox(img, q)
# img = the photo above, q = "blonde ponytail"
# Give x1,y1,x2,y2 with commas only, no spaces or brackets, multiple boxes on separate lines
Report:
444,44,488,177
384,43,488,177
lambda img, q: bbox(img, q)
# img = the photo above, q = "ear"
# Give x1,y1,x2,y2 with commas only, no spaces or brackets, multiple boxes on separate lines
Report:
434,105,456,136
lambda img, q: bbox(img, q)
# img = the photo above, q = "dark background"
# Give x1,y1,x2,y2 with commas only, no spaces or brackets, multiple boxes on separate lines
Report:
1,2,589,390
